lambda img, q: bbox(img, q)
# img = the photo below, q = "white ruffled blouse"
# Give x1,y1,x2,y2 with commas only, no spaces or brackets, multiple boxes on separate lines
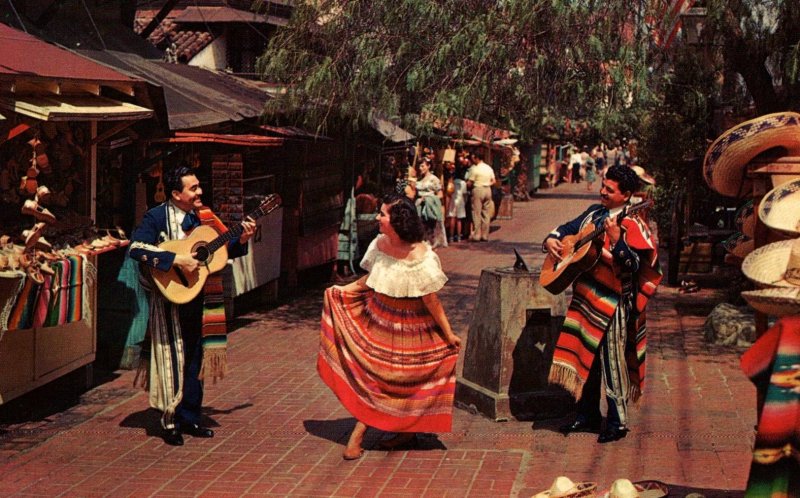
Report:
360,234,448,298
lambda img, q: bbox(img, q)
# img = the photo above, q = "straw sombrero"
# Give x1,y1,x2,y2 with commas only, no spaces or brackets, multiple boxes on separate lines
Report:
631,166,656,186
703,112,800,198
741,238,800,288
533,476,597,498
734,200,755,238
599,479,669,498
758,178,800,236
741,287,800,317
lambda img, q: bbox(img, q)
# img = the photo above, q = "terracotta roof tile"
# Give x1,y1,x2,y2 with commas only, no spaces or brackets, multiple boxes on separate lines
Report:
134,10,215,62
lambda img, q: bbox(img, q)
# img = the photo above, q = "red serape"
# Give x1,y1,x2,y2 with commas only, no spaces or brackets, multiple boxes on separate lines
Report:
549,215,662,402
741,316,800,498
318,287,458,433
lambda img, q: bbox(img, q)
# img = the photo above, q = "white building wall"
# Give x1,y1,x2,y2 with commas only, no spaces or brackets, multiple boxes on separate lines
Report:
189,35,228,70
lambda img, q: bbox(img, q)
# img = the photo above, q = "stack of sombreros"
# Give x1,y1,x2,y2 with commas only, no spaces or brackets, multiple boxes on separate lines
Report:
741,179,800,316
703,112,800,198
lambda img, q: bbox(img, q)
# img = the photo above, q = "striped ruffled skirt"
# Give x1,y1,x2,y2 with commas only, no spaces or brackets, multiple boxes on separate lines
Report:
318,286,458,433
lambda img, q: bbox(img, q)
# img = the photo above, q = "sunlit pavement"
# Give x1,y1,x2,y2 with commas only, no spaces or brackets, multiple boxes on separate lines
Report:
0,181,751,497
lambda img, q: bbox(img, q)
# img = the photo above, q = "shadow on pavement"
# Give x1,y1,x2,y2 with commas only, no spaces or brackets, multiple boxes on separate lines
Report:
118,408,167,437
118,405,246,437
303,418,447,451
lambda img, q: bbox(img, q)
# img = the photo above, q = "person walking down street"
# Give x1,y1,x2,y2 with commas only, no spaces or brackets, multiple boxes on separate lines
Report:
584,157,597,191
465,152,496,241
569,147,583,184
318,193,461,460
129,164,256,446
542,165,662,444
445,162,468,243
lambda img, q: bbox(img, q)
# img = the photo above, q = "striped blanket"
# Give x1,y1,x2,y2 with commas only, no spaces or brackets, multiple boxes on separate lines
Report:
549,214,662,403
741,316,800,498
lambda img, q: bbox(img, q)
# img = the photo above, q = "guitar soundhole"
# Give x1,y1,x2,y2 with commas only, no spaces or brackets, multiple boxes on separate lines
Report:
194,244,211,263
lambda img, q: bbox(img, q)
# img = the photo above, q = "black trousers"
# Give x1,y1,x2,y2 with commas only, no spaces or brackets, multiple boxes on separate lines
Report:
575,336,623,429
175,292,204,426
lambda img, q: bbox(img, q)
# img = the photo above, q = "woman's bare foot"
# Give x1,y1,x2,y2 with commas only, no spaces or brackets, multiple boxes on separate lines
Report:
343,421,367,460
378,432,417,450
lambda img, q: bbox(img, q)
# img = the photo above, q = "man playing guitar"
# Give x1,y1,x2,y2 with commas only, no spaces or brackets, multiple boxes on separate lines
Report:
129,164,256,446
542,164,662,443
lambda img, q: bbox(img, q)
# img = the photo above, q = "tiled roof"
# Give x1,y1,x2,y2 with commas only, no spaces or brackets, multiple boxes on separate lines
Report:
134,10,215,62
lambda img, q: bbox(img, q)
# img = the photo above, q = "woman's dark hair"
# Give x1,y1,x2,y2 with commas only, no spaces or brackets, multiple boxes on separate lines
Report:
382,193,424,243
605,164,640,194
165,163,195,194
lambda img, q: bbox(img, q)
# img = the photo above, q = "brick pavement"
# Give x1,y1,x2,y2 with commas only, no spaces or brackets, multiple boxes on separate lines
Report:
0,182,754,497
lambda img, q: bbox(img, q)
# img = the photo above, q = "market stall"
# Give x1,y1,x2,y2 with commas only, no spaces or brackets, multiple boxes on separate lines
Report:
0,24,153,403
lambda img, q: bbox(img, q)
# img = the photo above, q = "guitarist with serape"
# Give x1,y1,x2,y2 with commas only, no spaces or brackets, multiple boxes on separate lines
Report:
129,164,256,446
542,165,662,443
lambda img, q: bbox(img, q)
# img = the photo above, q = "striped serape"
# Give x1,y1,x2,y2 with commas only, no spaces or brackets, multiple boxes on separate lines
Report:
741,316,800,498
549,214,662,403
318,286,458,433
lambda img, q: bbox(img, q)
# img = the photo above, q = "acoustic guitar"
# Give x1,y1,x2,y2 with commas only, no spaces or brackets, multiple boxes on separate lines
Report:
539,200,653,295
150,194,282,304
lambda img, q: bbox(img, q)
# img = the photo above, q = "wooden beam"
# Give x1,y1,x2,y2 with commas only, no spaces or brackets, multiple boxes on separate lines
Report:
139,0,180,39
89,120,136,146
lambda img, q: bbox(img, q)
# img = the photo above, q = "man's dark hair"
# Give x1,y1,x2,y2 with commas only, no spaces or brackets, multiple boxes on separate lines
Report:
470,151,484,161
382,193,424,243
605,164,640,194
165,163,195,194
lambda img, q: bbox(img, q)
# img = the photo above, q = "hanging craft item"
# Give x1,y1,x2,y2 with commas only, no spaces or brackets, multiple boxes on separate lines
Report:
442,147,456,163
152,161,166,203
28,136,50,174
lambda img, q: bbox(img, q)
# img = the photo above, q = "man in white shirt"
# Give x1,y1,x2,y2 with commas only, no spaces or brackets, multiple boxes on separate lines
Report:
465,152,496,241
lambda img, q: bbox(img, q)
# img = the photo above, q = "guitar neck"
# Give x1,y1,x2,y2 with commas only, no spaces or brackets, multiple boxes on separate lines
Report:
205,198,278,253
575,200,653,249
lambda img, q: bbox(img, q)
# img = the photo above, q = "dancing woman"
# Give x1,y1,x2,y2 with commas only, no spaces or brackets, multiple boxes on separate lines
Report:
318,193,461,459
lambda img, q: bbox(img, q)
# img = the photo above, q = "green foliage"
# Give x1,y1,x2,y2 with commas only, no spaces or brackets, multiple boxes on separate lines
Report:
254,0,656,140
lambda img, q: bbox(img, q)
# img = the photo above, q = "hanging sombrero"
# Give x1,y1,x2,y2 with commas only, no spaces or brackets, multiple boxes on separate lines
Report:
631,165,656,186
734,200,755,238
703,112,800,198
742,238,800,288
758,178,800,236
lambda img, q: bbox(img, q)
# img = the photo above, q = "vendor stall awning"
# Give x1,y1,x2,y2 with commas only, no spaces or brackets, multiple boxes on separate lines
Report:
80,50,271,130
148,132,284,147
0,24,141,96
0,94,153,122
260,124,329,140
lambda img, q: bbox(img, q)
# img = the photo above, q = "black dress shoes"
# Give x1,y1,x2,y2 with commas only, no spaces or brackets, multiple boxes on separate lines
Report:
598,426,629,443
164,428,184,446
181,423,214,438
559,419,602,435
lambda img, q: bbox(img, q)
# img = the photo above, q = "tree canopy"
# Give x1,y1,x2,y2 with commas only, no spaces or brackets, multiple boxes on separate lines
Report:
255,0,656,141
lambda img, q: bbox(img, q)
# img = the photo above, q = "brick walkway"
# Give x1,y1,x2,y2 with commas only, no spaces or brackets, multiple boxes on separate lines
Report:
0,182,754,497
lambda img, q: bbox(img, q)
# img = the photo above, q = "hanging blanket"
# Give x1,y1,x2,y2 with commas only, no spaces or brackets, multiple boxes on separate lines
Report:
741,316,800,498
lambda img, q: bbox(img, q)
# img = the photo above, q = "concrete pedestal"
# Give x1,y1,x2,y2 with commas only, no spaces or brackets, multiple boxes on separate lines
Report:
455,267,570,421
